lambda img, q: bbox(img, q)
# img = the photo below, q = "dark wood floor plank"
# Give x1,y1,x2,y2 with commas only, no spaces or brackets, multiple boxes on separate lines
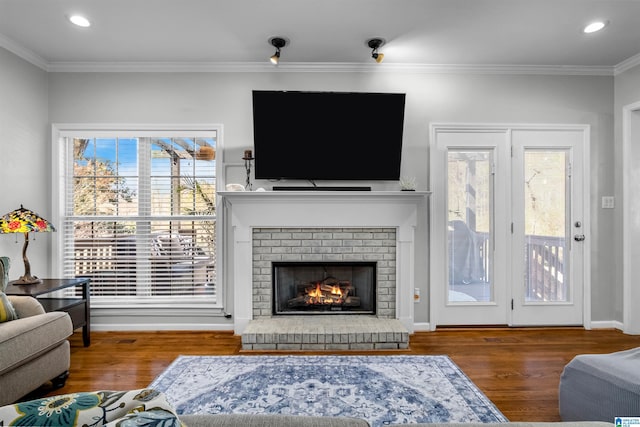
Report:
45,327,640,422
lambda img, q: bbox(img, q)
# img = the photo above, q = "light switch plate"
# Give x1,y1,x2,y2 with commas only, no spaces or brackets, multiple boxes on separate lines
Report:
602,196,614,209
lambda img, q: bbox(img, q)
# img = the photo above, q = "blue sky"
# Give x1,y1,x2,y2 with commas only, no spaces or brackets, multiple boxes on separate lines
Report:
88,137,216,176
79,137,216,196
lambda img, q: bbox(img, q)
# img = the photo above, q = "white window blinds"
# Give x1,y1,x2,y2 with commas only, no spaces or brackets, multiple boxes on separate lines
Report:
62,134,217,301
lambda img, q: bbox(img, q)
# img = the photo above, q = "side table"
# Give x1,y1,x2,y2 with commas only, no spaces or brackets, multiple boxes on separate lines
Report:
5,277,91,347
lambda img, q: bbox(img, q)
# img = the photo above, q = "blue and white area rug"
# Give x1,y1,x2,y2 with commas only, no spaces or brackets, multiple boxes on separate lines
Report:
149,355,507,426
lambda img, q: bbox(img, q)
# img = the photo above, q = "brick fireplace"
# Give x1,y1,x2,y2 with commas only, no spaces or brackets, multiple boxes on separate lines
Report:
252,228,396,319
219,190,426,349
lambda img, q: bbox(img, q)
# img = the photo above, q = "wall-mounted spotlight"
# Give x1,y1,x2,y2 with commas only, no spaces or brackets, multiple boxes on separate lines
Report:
367,38,386,63
268,36,288,65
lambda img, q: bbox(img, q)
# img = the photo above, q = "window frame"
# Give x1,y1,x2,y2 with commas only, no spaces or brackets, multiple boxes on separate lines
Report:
51,124,225,312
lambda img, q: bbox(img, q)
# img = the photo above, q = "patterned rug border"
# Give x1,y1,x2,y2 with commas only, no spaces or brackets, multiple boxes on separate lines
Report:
150,354,507,426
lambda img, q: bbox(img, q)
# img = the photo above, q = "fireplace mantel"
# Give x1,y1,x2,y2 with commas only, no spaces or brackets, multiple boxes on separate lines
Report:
219,191,429,334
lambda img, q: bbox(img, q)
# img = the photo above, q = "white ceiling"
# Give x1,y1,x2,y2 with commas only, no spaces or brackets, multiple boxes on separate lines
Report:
1,0,640,74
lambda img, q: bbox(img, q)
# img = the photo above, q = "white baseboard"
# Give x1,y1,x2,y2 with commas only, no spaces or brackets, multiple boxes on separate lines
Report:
411,321,625,333
412,322,432,332
590,320,624,331
89,320,626,334
91,323,235,332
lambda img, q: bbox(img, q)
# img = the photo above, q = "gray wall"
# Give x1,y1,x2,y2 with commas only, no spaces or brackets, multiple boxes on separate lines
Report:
614,64,640,326
0,48,50,278
1,45,620,325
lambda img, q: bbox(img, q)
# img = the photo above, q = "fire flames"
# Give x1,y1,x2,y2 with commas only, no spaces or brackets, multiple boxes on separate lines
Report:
307,283,344,305
286,277,360,309
287,277,360,310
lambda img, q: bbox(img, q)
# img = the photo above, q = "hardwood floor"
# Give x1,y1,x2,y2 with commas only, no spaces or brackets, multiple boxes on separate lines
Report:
47,327,640,422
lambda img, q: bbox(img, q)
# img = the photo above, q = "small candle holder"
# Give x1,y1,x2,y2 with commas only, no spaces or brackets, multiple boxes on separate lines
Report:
242,149,254,191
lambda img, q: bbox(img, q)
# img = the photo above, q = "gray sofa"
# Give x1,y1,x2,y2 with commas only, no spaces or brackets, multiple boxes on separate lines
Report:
0,295,73,406
0,387,615,427
559,347,640,422
179,415,614,427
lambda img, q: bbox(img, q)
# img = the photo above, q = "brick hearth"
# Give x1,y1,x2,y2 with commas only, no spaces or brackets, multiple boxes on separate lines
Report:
242,227,405,351
241,315,409,351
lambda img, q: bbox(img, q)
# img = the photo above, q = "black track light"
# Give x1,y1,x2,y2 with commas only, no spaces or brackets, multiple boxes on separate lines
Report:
367,38,386,63
269,36,288,65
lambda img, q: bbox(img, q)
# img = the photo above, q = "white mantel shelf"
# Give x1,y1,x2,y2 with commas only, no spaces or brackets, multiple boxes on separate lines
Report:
218,190,429,201
218,191,430,226
218,190,430,335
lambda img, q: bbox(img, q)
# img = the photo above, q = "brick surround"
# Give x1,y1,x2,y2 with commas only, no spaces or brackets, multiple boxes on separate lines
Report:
252,227,397,319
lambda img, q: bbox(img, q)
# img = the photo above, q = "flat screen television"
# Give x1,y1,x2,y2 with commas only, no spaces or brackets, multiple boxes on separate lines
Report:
252,90,406,181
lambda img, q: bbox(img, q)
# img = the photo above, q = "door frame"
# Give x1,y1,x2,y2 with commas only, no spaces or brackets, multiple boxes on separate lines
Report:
429,123,591,330
622,101,640,334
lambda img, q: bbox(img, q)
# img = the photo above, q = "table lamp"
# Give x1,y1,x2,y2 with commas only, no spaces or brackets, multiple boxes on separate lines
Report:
0,205,56,285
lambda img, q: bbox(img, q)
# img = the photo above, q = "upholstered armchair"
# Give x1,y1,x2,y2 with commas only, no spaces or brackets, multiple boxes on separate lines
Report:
0,257,74,405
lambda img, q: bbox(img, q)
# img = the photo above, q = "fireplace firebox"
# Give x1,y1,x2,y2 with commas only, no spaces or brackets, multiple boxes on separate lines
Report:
272,262,376,315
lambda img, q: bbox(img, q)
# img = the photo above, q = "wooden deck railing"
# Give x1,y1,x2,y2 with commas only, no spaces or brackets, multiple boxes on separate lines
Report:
524,235,566,302
72,234,216,297
471,232,566,302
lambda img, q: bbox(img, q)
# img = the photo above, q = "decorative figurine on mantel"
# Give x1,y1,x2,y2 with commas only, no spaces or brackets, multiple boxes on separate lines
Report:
242,149,254,191
400,176,417,191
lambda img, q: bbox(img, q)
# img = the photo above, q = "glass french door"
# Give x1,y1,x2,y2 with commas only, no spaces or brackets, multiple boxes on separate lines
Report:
431,126,587,327
431,130,510,325
510,130,585,326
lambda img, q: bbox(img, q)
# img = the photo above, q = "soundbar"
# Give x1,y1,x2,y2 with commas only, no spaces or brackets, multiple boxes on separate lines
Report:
273,186,372,191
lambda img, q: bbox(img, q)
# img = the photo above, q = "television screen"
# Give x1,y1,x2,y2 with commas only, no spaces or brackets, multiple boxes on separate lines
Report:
252,90,405,181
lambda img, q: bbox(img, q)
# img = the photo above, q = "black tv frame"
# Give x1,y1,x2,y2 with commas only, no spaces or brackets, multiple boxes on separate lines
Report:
252,90,406,182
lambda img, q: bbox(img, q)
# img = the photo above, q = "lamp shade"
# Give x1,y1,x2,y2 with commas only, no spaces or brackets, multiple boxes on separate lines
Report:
0,205,55,234
0,205,55,285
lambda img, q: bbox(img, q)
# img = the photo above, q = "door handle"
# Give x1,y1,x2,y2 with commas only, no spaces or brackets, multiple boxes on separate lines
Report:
574,234,585,242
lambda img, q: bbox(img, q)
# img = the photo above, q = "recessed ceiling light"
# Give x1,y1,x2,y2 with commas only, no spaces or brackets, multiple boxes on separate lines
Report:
583,21,607,34
69,15,91,27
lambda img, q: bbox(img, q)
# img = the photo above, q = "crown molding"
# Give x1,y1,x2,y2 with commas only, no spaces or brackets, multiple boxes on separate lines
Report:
0,33,49,70
0,35,617,76
615,52,640,75
45,61,614,76
46,61,277,73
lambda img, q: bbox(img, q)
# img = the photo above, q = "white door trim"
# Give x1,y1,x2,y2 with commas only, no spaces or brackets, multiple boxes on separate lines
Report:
429,123,591,329
622,101,640,335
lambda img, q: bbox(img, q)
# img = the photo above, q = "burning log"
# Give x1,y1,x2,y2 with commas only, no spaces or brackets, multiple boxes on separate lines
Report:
287,277,360,309
287,296,307,307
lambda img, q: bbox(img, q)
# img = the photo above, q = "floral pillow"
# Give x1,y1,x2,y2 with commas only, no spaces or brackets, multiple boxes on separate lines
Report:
0,389,183,427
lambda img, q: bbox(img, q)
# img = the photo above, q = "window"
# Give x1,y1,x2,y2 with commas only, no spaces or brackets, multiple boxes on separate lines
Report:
57,129,219,304
447,149,493,302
